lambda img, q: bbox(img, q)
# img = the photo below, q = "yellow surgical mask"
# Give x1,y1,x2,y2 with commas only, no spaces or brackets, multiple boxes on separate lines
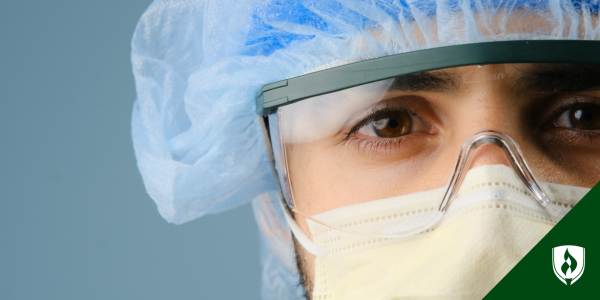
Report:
288,165,588,300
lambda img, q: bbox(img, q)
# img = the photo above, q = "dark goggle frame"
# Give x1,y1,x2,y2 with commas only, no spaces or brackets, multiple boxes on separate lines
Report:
256,40,600,116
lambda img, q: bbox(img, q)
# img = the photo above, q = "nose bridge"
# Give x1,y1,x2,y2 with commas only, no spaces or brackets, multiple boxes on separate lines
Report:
469,143,511,169
440,131,561,217
451,67,521,139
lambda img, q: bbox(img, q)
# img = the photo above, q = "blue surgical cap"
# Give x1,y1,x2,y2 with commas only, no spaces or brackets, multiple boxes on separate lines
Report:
131,0,600,299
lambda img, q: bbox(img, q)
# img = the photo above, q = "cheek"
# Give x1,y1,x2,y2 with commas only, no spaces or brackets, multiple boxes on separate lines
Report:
533,129,600,187
286,139,456,215
288,141,361,214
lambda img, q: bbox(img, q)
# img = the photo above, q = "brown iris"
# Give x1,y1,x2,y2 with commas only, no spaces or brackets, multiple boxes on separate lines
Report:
372,111,412,138
570,105,600,130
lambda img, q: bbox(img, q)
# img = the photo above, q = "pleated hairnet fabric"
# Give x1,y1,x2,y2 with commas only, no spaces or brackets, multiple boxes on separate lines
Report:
131,0,599,299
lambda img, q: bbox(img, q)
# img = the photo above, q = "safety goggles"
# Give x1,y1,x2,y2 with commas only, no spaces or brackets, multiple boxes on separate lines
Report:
257,40,600,238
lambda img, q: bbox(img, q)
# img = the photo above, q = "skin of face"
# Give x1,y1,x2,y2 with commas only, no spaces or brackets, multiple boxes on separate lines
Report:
281,64,600,298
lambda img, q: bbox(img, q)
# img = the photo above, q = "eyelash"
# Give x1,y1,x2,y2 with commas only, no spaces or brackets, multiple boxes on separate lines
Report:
342,136,407,155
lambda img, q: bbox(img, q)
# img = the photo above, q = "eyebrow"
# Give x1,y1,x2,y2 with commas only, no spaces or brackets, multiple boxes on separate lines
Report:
514,64,600,93
389,71,458,93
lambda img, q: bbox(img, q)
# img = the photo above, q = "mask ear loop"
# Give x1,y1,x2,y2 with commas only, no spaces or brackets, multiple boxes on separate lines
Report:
265,111,326,257
278,199,326,257
439,131,564,218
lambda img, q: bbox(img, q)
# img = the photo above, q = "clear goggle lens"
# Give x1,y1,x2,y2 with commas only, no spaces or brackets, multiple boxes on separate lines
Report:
270,63,600,238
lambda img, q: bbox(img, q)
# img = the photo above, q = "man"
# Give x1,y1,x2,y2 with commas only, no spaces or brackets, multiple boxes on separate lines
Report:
132,1,600,299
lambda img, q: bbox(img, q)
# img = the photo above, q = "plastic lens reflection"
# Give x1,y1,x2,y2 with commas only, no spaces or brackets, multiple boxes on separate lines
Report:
270,63,600,237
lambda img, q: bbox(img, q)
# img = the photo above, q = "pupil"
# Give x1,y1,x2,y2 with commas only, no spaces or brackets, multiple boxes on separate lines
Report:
372,110,412,138
582,111,593,122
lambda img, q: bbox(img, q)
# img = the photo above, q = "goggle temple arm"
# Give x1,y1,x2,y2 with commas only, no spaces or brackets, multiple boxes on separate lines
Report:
264,111,326,256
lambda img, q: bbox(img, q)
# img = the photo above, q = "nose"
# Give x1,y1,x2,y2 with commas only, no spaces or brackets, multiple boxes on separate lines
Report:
470,143,511,169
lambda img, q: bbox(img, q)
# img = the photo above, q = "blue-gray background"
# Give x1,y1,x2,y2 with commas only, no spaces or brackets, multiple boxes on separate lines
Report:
0,1,262,299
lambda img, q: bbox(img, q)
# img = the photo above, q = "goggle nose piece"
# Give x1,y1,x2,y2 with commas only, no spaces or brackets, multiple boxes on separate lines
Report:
438,131,564,218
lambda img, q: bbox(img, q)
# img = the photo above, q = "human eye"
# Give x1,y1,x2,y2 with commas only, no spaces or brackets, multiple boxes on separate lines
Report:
536,96,600,153
355,107,427,138
341,100,435,154
551,103,600,130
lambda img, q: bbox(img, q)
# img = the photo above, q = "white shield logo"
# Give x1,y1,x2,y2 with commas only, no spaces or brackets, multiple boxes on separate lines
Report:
552,245,585,285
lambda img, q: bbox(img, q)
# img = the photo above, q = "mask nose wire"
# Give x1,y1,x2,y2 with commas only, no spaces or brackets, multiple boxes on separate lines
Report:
438,130,564,217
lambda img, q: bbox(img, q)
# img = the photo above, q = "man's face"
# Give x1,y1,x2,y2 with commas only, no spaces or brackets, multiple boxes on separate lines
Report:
279,64,600,297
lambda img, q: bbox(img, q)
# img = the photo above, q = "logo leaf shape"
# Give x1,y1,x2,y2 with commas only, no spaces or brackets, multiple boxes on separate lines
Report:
561,248,577,276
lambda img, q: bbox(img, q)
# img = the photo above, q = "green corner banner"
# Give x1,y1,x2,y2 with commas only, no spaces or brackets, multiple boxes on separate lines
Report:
484,183,600,299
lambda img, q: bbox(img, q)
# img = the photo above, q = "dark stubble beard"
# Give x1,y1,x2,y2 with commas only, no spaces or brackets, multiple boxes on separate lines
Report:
294,237,314,300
